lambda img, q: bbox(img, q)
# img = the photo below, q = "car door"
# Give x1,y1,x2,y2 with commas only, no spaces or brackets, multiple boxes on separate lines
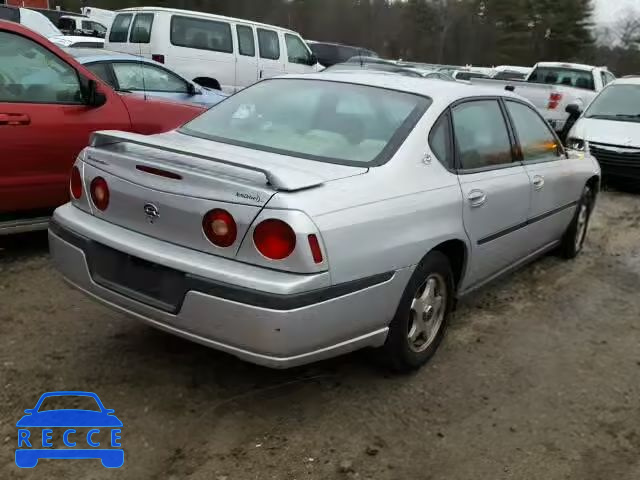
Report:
109,61,194,104
257,28,284,80
451,99,533,289
283,32,315,75
0,29,131,214
504,99,585,247
234,24,258,91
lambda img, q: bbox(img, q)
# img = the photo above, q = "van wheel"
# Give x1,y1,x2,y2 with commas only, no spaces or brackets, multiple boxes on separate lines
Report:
381,251,454,372
193,77,221,90
561,185,594,259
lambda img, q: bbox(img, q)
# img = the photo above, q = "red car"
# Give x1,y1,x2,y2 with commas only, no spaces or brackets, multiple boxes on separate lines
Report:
0,21,205,234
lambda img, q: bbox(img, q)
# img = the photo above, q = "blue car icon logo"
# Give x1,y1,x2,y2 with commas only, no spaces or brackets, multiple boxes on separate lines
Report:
16,391,123,468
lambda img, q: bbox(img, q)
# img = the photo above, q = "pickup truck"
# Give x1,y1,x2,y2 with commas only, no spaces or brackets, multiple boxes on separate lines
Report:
0,20,205,235
470,62,616,134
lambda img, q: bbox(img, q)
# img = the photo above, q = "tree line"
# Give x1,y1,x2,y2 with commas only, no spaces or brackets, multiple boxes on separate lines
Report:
58,0,640,75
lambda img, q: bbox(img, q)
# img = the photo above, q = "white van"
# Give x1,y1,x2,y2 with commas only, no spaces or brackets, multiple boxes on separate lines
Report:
104,7,322,93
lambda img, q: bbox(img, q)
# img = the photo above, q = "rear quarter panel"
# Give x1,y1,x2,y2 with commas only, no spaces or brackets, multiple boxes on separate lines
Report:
267,109,468,285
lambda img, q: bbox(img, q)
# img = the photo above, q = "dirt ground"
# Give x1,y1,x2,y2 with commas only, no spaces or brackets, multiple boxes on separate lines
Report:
1,190,639,480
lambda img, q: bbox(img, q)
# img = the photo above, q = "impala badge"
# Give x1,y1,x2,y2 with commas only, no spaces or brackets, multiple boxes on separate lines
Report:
144,203,160,223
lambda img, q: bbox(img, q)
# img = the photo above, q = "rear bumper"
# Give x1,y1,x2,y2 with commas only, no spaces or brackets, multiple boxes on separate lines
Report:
49,205,412,368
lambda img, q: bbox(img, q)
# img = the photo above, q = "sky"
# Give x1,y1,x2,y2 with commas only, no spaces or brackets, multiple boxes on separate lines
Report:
594,0,639,24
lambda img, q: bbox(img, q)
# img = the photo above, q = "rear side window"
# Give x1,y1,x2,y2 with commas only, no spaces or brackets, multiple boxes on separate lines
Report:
58,18,75,31
130,13,154,43
429,112,452,168
109,13,133,43
236,25,255,57
452,100,513,170
257,29,280,60
337,46,357,62
170,16,233,53
506,101,560,162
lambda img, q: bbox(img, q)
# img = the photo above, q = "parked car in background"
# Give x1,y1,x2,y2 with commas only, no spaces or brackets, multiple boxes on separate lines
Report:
0,5,104,48
306,40,378,67
104,7,322,93
81,7,116,30
470,62,615,133
66,48,227,107
58,15,108,38
345,55,397,66
566,77,640,189
0,21,205,234
325,62,423,78
452,68,494,81
49,73,599,371
492,65,531,80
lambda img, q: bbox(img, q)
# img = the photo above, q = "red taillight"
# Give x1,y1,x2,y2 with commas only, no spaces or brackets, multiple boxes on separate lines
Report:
253,219,296,260
307,234,323,264
90,177,110,211
203,209,237,248
548,92,563,109
70,166,82,200
152,54,165,64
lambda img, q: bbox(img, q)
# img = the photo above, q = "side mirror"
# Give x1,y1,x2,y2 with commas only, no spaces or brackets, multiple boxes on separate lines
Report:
105,409,115,415
81,76,107,108
308,53,318,66
505,85,515,92
24,409,34,415
187,82,198,96
565,103,582,117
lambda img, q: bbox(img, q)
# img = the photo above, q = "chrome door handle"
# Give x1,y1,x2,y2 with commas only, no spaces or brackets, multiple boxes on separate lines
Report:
467,189,487,207
533,175,545,190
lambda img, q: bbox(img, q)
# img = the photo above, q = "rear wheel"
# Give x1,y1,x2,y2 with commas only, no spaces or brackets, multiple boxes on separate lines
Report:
381,251,454,372
561,185,594,259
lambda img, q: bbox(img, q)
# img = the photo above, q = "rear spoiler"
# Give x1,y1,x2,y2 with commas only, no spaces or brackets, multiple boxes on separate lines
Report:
89,130,324,192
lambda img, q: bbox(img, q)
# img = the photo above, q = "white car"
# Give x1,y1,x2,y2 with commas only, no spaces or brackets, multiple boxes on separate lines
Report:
566,76,640,188
0,5,104,48
471,62,616,133
104,7,323,93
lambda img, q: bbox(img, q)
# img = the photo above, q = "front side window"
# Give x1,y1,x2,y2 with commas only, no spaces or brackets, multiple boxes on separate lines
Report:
452,100,513,170
585,84,640,122
180,79,430,166
129,13,154,43
236,25,255,57
0,31,82,104
170,16,232,53
285,33,311,65
112,62,189,93
109,13,133,43
257,29,280,60
528,67,595,90
85,62,116,88
506,101,560,162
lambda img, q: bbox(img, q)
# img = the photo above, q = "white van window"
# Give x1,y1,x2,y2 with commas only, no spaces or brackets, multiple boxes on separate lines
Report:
170,15,233,53
109,13,133,43
237,25,255,57
130,13,154,44
257,29,280,60
285,33,311,65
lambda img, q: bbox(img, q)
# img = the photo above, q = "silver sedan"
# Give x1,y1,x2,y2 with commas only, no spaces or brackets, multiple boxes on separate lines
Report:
49,74,601,371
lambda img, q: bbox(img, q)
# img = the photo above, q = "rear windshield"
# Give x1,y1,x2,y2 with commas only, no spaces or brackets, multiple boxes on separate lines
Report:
585,84,640,121
528,67,595,90
180,79,430,166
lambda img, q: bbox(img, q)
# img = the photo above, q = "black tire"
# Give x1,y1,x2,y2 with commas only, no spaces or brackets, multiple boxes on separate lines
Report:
561,185,594,259
381,251,455,373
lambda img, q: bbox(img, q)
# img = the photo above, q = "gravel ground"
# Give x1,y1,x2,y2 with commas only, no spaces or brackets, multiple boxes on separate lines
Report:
1,190,639,480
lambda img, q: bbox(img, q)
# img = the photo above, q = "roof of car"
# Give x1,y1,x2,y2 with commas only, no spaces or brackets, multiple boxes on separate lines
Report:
534,62,601,71
63,47,142,63
610,77,640,85
282,72,522,103
116,7,298,34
